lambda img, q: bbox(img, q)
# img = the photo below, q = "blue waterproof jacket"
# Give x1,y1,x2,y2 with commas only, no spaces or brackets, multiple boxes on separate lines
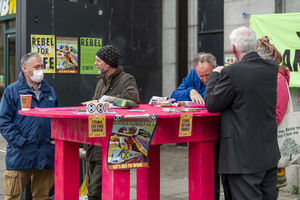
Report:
171,68,206,101
170,68,221,148
0,72,60,170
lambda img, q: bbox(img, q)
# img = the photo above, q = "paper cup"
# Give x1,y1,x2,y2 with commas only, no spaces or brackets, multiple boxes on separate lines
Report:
20,95,32,111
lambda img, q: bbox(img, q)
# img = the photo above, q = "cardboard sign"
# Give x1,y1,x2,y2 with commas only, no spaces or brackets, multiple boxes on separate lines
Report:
88,116,106,137
179,114,193,137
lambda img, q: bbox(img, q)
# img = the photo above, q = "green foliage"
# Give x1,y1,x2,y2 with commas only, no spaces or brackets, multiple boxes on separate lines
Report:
290,184,298,195
280,138,300,160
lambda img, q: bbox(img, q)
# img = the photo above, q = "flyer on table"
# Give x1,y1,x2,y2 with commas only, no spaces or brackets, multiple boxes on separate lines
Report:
80,37,102,75
31,34,55,73
107,114,157,170
56,37,78,74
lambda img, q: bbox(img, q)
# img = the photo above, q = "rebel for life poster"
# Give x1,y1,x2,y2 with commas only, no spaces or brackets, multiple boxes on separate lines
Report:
56,37,78,73
107,114,157,170
80,37,102,75
31,35,55,73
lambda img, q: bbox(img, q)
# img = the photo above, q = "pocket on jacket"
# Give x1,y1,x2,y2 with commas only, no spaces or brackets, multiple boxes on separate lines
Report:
220,129,232,138
3,171,21,196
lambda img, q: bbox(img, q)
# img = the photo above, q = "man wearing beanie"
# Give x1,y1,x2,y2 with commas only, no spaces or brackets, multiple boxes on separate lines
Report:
85,45,140,200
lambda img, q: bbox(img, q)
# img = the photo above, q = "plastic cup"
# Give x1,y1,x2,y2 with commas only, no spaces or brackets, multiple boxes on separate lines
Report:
20,95,32,111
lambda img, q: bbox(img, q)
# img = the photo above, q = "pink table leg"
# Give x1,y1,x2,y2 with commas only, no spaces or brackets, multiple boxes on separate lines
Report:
102,146,130,200
136,144,160,200
55,139,79,199
189,142,214,200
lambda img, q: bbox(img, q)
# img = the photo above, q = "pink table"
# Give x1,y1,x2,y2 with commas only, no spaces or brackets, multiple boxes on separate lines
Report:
19,104,219,200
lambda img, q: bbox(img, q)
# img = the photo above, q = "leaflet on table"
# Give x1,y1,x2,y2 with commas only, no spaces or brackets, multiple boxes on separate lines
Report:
107,114,157,170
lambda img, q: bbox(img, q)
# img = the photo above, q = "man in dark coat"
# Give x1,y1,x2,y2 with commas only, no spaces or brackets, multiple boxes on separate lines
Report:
205,27,280,200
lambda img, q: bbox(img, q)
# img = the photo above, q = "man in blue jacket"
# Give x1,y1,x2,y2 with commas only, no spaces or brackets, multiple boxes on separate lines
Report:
0,52,60,200
170,52,216,104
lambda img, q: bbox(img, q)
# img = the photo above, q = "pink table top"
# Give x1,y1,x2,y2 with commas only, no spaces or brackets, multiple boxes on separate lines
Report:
19,104,219,118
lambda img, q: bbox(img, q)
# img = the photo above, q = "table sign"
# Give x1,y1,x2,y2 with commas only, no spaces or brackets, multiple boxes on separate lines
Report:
179,114,193,137
107,114,157,170
88,116,106,137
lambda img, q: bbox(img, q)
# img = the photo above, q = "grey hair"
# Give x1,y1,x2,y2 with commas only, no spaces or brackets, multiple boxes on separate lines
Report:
229,27,257,57
193,52,217,69
21,52,41,67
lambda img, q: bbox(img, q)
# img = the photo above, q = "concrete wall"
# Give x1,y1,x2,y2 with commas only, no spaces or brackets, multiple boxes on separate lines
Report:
187,0,198,72
162,0,178,97
162,0,198,97
224,0,275,52
285,0,300,13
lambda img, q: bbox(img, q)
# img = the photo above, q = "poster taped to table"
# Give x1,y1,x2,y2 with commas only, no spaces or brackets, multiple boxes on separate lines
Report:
107,114,157,170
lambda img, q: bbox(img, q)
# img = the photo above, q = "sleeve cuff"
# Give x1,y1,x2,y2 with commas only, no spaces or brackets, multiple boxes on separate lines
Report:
16,136,26,147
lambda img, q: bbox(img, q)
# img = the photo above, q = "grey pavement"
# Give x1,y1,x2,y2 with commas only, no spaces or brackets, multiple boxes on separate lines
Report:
0,138,299,199
129,144,300,200
0,137,7,199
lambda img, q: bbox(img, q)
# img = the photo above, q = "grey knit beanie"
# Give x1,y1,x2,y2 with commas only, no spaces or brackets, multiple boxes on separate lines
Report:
96,45,120,68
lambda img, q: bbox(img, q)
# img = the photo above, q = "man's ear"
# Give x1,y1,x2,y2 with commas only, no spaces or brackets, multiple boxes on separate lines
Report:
21,65,26,72
231,45,236,53
21,65,29,74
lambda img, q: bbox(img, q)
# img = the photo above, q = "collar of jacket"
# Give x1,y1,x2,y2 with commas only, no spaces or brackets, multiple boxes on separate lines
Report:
18,71,52,95
97,66,124,81
241,52,260,61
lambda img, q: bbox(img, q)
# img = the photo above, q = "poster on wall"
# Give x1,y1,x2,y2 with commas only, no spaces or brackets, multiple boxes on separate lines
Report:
80,37,102,75
56,37,78,73
250,13,300,87
224,52,237,66
31,35,55,73
107,114,157,170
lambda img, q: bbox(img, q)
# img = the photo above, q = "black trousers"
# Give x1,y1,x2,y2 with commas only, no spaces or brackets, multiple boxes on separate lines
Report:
227,167,277,200
87,161,102,200
215,148,232,200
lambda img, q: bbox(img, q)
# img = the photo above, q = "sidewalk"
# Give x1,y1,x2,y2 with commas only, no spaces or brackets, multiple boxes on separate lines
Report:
0,138,7,199
0,138,299,199
129,144,300,200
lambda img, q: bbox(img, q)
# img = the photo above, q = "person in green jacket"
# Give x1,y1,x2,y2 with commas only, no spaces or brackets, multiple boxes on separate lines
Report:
85,45,140,200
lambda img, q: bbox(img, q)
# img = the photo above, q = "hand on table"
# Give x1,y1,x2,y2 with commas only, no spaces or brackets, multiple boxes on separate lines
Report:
81,100,98,106
190,89,205,104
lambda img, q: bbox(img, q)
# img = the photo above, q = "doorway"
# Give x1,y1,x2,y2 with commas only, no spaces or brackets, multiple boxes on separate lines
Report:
0,20,16,101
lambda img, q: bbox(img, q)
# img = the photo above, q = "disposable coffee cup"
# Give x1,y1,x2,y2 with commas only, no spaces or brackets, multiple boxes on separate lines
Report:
20,95,32,111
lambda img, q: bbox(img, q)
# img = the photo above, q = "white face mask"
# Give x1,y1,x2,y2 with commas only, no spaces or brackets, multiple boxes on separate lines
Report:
26,67,44,83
